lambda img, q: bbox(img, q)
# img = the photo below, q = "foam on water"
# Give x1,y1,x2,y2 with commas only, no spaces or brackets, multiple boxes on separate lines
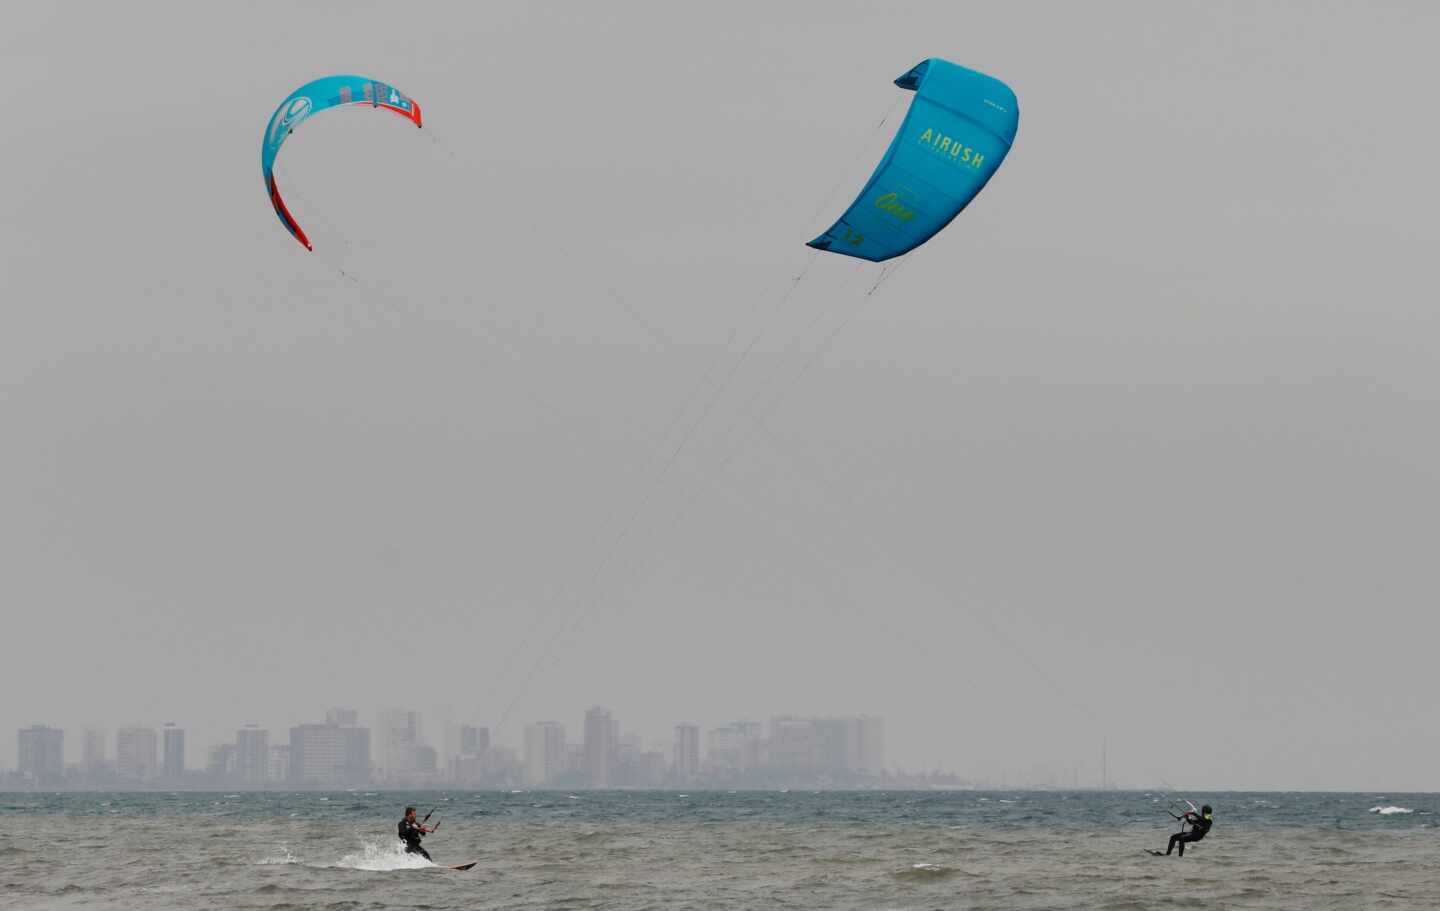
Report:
256,845,301,865
896,862,960,879
1370,806,1414,815
334,838,435,871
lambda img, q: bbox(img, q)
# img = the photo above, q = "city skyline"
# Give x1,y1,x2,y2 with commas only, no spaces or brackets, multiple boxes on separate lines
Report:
4,704,1015,791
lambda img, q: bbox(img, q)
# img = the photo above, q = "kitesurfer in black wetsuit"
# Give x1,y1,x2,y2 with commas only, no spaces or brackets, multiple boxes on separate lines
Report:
1165,804,1213,856
398,806,434,860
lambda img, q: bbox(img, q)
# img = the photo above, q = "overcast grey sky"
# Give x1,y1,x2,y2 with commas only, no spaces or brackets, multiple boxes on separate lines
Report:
3,1,1438,789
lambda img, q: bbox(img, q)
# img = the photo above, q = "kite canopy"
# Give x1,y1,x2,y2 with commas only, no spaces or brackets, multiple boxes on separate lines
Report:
260,75,422,250
808,59,1018,262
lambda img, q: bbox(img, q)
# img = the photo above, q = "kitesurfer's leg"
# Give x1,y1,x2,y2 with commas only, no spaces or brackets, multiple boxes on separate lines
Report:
1169,831,1199,856
417,845,432,861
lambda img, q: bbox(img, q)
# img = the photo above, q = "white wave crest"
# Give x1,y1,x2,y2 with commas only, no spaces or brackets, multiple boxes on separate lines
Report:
1369,806,1414,815
334,838,434,871
256,845,301,865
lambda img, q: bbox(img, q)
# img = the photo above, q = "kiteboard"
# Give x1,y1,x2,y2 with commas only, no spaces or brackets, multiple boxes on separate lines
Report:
448,861,478,871
1145,850,1166,857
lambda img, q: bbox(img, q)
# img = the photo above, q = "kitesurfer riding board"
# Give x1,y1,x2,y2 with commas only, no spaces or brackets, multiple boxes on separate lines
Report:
1149,803,1213,857
398,806,436,861
398,806,478,870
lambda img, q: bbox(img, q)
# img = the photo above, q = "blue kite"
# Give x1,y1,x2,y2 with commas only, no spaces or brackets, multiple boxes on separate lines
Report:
261,75,423,250
809,59,1018,262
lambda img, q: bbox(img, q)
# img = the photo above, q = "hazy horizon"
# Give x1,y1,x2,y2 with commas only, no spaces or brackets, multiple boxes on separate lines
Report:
4,1,1439,792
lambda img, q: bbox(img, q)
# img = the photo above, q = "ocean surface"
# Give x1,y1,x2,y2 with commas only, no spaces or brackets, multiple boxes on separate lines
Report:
2,790,1436,909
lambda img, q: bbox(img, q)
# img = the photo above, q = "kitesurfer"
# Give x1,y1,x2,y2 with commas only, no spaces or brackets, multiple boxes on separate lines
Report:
1164,804,1213,856
398,806,434,860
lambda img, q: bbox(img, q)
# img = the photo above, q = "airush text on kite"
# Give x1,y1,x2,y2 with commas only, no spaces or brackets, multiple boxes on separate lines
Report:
916,127,985,169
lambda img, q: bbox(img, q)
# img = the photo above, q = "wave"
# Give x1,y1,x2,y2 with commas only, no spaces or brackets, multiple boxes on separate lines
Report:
1369,806,1414,815
256,845,301,865
332,838,434,872
895,862,962,879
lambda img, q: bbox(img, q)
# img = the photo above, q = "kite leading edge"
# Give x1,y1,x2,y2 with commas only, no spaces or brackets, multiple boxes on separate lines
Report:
260,75,422,250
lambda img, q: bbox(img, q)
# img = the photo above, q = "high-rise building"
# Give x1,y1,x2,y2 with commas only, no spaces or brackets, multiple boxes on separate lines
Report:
813,717,855,772
377,708,424,782
618,731,643,760
614,732,644,787
268,745,291,783
17,725,64,785
806,716,880,773
116,725,158,782
236,725,270,785
477,745,522,787
289,716,370,787
289,724,343,785
162,724,186,780
673,723,700,784
207,743,237,780
343,724,371,784
857,716,884,773
459,724,490,756
584,706,612,788
639,749,669,788
524,721,566,787
769,716,817,773
707,725,741,772
447,723,492,784
326,707,359,727
82,727,106,772
707,722,763,773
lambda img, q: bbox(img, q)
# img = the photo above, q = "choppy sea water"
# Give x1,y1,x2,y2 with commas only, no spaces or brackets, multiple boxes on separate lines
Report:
2,790,1436,909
